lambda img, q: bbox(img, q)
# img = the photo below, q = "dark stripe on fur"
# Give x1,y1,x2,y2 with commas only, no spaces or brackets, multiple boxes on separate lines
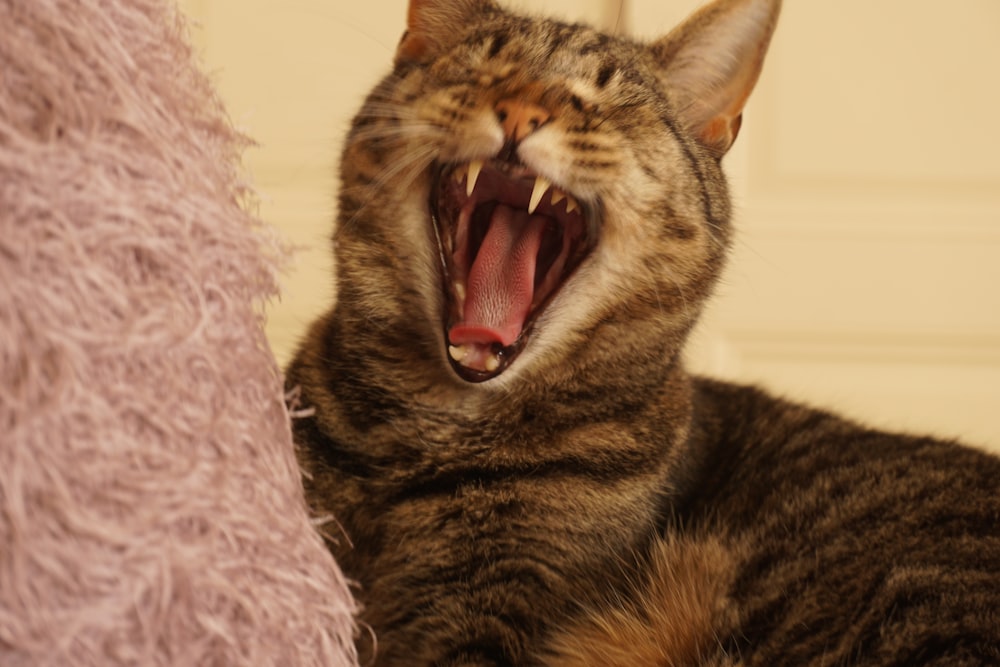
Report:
387,449,660,505
657,110,721,234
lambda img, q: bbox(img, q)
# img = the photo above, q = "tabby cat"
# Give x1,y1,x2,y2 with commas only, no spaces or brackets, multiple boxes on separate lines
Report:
285,0,1000,664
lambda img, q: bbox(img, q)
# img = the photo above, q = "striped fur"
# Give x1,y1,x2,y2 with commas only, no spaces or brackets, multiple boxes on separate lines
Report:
286,0,1000,664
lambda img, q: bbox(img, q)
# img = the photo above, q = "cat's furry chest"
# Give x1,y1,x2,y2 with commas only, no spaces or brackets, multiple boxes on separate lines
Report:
299,411,679,665
305,405,680,552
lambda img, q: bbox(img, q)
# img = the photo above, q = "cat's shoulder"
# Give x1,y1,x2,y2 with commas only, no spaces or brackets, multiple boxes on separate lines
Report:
689,375,1000,495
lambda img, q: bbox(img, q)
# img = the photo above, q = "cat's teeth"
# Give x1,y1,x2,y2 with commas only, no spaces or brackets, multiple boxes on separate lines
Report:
484,354,500,373
466,160,483,197
565,194,579,214
528,175,551,214
454,281,466,301
550,189,566,206
448,342,500,373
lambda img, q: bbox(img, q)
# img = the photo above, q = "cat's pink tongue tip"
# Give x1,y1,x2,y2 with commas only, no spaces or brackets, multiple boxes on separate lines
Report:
449,323,513,348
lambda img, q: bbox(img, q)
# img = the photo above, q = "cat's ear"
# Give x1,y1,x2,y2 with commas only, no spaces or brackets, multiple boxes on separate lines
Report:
650,0,781,156
396,0,499,65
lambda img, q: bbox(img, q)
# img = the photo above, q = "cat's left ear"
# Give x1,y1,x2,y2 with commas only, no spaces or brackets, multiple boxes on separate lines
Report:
397,0,499,66
650,0,781,156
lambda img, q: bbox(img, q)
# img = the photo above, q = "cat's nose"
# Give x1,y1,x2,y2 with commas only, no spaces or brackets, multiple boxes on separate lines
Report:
495,98,551,143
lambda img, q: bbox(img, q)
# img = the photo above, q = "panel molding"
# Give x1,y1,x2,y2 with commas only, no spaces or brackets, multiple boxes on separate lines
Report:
732,198,1000,242
707,330,1000,368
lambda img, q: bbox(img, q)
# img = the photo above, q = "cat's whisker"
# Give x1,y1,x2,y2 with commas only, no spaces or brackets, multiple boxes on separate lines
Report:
346,122,444,147
702,220,729,253
351,106,421,122
336,142,439,236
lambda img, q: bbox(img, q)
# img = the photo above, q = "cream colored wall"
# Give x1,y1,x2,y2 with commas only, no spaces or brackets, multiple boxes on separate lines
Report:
179,0,999,451
632,0,1000,449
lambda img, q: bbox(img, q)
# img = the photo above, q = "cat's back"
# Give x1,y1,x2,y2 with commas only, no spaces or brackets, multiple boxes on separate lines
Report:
687,378,1000,665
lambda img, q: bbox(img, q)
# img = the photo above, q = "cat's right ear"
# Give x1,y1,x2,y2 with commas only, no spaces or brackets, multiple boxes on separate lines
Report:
649,0,781,156
396,0,498,66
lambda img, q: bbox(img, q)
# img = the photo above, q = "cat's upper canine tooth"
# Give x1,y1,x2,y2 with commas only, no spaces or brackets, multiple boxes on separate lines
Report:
466,160,483,197
528,175,551,214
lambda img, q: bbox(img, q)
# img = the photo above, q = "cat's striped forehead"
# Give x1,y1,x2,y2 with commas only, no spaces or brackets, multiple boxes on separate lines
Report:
417,13,659,110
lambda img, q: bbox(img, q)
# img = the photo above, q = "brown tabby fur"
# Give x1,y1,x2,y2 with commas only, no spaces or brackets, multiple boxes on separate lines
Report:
286,0,1000,664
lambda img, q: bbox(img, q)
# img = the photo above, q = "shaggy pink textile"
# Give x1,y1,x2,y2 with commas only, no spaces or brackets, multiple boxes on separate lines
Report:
0,0,358,664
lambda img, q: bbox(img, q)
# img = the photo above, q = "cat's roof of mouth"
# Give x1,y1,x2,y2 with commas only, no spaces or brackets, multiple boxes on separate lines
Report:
443,160,583,219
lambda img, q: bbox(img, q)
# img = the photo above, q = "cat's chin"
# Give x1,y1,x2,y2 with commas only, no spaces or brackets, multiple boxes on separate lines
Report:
430,160,597,383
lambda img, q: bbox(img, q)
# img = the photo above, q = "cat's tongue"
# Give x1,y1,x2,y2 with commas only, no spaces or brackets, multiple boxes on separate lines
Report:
449,203,546,348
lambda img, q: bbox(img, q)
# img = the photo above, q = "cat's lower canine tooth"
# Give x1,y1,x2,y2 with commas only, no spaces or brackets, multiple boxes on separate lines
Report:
528,175,551,214
454,281,466,301
466,160,483,197
448,345,467,362
484,354,500,372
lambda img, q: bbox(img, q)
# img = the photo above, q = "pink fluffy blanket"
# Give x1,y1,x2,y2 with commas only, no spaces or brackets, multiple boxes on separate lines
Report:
0,0,357,664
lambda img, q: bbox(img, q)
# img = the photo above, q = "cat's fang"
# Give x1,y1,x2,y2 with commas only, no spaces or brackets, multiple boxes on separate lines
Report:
454,281,466,302
528,175,551,214
448,345,468,362
466,160,484,197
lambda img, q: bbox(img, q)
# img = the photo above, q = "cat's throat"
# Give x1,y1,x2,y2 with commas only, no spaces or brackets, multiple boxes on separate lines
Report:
432,160,596,382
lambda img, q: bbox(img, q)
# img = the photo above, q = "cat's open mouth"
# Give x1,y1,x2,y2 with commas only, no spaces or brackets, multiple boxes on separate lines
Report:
431,160,596,382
